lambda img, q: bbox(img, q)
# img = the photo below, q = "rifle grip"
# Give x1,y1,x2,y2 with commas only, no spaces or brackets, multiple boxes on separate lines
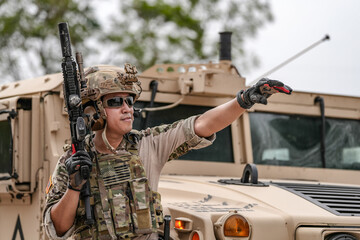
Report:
81,165,90,180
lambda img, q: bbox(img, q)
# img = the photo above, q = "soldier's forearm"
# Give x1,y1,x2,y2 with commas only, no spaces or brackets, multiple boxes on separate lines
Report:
50,189,80,236
194,98,245,137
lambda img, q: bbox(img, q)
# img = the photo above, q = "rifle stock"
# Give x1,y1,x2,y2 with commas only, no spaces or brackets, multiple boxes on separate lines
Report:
58,22,94,225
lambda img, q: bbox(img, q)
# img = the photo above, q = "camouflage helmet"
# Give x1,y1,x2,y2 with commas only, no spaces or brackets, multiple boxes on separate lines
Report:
81,64,142,103
81,64,142,131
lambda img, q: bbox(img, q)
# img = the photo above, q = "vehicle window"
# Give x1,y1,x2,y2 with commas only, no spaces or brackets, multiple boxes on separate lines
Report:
134,101,234,162
249,112,360,170
0,120,12,174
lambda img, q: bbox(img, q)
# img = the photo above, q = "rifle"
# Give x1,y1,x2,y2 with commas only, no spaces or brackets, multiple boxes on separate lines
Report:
58,22,94,225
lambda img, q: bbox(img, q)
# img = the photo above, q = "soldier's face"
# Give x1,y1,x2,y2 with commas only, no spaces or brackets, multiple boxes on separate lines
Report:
103,93,134,136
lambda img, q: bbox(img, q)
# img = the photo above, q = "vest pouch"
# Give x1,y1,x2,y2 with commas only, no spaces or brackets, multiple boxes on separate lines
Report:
94,202,110,233
73,224,92,240
108,186,136,240
129,178,153,234
73,201,108,240
152,191,164,228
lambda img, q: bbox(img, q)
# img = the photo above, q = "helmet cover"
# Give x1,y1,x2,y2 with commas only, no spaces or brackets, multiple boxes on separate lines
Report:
81,64,142,103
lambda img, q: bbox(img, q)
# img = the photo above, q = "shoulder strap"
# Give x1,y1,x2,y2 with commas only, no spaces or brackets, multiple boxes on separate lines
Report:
86,133,118,239
124,130,140,153
95,156,118,240
125,130,140,144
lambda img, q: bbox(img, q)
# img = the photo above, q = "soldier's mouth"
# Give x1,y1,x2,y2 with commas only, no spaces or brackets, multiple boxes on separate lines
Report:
121,116,133,122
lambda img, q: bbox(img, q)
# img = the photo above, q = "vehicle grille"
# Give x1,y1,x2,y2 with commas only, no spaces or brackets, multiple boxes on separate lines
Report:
272,182,360,216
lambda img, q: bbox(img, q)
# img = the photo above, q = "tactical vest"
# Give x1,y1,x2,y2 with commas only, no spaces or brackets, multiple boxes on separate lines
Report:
72,133,163,240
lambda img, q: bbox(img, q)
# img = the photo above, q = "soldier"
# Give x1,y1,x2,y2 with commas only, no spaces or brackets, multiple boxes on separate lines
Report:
43,64,292,240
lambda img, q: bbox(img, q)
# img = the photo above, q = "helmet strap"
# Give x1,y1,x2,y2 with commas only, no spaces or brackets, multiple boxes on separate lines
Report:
101,122,118,154
96,99,107,120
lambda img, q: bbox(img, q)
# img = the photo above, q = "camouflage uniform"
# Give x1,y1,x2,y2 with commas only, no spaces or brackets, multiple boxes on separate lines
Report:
43,115,215,240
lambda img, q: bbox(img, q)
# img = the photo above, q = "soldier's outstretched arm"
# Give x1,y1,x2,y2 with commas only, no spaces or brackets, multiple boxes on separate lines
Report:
194,78,292,138
195,98,245,138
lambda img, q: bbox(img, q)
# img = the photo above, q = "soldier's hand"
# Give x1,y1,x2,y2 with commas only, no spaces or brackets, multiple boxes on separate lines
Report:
65,150,92,191
237,78,292,109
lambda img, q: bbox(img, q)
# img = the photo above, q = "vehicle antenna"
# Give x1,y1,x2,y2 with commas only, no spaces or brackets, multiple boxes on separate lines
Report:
248,35,330,86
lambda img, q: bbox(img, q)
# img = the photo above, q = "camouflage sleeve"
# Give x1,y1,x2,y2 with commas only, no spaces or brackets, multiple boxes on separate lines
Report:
175,115,216,150
43,150,76,240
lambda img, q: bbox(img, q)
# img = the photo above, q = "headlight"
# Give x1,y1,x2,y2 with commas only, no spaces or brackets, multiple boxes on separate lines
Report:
325,233,357,240
215,211,251,239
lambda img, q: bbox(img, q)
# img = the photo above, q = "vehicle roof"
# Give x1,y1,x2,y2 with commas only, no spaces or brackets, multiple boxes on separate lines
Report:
0,72,63,99
1,66,359,103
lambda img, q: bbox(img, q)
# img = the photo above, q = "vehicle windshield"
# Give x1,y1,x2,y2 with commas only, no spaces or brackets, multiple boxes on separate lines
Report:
133,101,234,162
249,112,360,170
0,120,12,174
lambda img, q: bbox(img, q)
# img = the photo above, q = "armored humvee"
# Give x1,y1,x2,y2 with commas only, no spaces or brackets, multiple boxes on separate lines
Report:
0,33,359,240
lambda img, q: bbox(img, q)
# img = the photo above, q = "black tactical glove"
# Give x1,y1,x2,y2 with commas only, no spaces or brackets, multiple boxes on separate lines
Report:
65,150,92,191
237,78,292,109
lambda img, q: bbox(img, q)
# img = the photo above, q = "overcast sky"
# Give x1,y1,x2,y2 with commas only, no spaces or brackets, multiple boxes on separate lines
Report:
86,0,360,98
243,0,360,97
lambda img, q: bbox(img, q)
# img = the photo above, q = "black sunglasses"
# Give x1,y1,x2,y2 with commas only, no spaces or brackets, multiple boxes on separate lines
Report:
103,96,134,108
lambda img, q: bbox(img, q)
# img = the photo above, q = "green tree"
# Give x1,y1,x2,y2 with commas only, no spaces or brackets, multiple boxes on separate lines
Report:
0,0,99,82
104,0,273,71
0,0,273,82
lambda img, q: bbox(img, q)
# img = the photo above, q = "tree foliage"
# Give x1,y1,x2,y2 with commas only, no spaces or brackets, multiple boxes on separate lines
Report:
0,0,272,82
0,0,99,81
105,0,273,71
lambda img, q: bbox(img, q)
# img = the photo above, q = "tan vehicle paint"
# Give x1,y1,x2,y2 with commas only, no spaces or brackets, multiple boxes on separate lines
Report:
0,40,359,240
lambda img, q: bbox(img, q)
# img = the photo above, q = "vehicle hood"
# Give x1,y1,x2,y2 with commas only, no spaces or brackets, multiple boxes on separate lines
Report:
159,175,360,227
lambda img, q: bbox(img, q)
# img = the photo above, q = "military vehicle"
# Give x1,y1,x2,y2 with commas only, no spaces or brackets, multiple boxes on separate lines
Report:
0,32,359,240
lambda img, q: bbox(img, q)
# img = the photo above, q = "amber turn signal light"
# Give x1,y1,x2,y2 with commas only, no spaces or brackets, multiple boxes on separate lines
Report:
175,220,185,230
214,212,251,239
174,217,193,233
223,215,250,237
